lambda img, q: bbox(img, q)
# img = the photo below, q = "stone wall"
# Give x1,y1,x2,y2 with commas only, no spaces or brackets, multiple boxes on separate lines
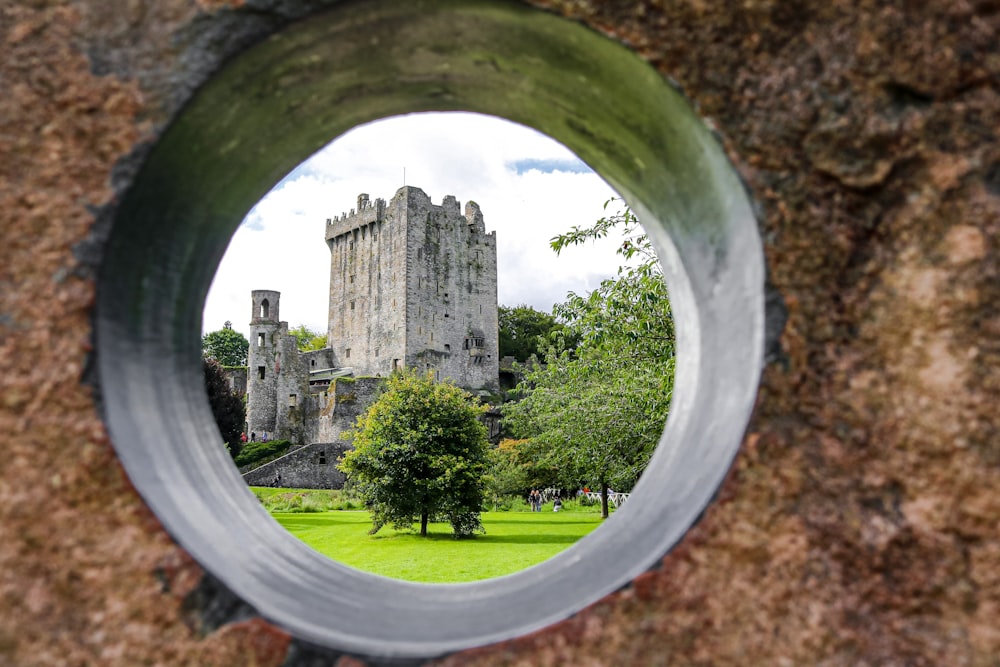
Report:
2,1,998,666
242,442,350,489
326,192,406,374
326,186,498,390
223,366,247,398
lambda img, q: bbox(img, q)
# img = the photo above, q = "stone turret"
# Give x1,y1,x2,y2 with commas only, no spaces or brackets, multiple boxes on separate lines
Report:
247,290,281,440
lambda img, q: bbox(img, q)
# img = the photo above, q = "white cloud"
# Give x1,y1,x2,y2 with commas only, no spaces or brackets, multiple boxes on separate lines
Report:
203,112,626,339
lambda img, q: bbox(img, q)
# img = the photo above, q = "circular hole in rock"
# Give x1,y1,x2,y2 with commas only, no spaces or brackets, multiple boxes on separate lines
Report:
97,0,765,661
204,111,643,582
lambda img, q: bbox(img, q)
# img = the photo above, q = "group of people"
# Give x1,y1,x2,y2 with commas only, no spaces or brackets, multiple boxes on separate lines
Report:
527,489,543,512
527,489,563,512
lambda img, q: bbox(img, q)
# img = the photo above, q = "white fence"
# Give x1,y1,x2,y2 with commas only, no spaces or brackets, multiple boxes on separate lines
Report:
584,491,630,508
538,488,631,508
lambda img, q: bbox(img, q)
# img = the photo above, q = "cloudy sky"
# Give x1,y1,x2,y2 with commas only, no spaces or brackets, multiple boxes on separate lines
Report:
203,112,626,338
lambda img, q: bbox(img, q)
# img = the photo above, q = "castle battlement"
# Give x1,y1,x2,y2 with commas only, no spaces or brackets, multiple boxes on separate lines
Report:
325,193,386,241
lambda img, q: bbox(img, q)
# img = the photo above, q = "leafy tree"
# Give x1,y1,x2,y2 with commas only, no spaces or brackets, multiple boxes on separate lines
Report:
484,439,530,510
202,321,249,367
288,324,327,352
551,201,674,364
498,304,579,362
339,371,491,537
502,200,675,518
204,357,246,458
503,348,671,518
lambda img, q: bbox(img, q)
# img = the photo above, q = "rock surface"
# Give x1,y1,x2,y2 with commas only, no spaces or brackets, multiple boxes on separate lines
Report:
1,0,997,665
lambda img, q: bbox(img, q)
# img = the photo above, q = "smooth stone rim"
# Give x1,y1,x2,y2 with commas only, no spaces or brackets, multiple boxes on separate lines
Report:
97,0,764,661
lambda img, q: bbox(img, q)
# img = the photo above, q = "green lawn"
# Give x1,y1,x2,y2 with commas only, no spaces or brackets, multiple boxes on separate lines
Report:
271,510,603,582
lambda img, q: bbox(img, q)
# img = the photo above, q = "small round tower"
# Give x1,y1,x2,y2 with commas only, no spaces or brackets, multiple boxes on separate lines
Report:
247,290,281,440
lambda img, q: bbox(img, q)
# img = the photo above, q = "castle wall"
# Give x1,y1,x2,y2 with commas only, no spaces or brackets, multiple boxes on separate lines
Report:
273,322,309,443
326,193,407,376
402,188,499,392
223,366,247,398
315,376,384,444
242,442,351,489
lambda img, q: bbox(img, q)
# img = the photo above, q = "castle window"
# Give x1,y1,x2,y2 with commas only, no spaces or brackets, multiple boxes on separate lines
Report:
311,359,316,367
258,366,265,380
289,394,297,407
444,313,449,318
350,274,355,283
393,359,400,370
374,348,379,357
430,332,433,343
345,348,351,359
318,451,326,465
445,344,451,353
258,333,265,347
417,248,422,260
259,299,270,318
350,301,355,311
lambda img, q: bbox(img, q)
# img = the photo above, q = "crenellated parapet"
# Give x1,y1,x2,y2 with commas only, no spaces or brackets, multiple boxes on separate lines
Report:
325,193,386,241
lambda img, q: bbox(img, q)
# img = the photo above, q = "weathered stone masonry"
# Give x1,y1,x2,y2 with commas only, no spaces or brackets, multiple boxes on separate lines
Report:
245,186,499,462
325,186,499,388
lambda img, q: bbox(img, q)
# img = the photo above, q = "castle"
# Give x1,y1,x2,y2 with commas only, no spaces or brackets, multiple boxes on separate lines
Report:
242,186,499,484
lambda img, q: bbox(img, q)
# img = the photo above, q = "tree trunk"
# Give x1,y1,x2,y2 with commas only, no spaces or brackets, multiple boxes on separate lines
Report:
420,512,428,536
600,480,609,519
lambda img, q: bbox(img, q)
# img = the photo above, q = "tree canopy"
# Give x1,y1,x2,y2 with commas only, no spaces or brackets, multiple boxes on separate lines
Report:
203,357,246,458
502,201,675,517
339,371,491,537
498,304,578,363
288,324,327,352
202,321,249,367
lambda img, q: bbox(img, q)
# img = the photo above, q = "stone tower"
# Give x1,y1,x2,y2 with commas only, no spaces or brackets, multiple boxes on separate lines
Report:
247,289,281,440
324,186,499,391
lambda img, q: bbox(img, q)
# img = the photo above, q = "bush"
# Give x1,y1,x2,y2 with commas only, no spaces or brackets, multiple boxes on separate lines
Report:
235,439,292,468
250,488,358,513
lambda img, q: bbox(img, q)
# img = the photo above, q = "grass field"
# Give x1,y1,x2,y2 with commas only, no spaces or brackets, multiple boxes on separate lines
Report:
270,510,604,582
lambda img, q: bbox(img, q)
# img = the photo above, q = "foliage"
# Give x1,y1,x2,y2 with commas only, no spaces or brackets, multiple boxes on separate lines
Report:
484,439,528,510
271,510,603,582
288,324,327,352
551,201,674,364
234,439,292,468
338,371,491,537
251,487,360,512
502,200,675,518
203,357,246,457
498,304,579,362
202,321,250,367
